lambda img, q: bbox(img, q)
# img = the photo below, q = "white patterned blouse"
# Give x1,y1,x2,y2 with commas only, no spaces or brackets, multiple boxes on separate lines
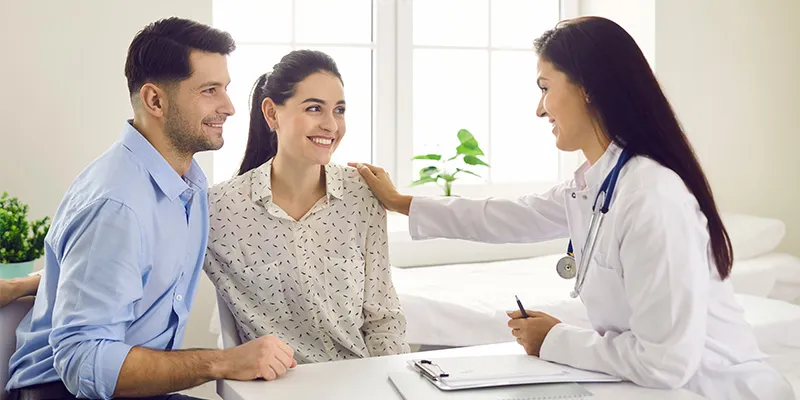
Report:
204,159,410,364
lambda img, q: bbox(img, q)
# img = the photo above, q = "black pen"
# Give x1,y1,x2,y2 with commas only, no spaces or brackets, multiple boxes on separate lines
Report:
515,295,529,318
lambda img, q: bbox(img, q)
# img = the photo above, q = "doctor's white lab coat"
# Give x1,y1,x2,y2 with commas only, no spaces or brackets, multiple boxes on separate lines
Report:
407,143,794,400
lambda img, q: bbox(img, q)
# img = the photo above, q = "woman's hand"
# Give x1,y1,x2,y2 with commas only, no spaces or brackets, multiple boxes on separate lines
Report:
348,162,412,215
507,310,561,356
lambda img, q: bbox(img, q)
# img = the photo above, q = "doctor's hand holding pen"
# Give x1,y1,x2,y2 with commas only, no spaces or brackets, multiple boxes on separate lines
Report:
347,162,413,215
507,308,562,357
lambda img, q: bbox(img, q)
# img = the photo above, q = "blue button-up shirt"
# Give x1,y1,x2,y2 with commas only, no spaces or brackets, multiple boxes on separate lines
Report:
6,121,209,399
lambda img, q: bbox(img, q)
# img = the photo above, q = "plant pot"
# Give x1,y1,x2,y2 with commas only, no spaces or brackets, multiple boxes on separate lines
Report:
0,260,35,279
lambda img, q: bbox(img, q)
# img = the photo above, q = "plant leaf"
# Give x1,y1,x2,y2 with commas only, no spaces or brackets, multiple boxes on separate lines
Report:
0,192,51,263
410,176,438,186
457,129,475,144
419,166,439,178
412,154,442,161
463,155,490,167
455,143,484,156
455,168,481,178
438,173,456,182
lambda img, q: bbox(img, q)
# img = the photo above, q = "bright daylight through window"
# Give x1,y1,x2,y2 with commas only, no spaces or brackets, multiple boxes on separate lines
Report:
211,0,574,199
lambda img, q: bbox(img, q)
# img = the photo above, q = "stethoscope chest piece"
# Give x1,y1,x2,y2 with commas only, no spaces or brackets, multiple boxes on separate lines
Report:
556,256,577,279
556,147,633,299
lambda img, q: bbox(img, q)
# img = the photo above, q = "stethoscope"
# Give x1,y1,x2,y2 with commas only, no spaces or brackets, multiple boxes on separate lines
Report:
556,148,633,298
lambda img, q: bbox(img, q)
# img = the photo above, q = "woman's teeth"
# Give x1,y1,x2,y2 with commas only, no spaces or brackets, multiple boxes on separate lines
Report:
310,137,334,145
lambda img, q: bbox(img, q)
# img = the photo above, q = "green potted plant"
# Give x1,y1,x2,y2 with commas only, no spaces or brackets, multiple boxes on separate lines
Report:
411,129,490,196
0,192,50,279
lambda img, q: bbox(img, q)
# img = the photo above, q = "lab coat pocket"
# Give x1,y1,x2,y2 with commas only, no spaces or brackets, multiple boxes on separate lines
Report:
247,260,292,322
323,256,366,310
590,248,617,272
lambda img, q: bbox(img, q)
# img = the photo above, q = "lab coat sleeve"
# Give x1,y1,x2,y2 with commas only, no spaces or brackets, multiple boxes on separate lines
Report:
407,181,571,243
539,189,709,389
362,202,411,356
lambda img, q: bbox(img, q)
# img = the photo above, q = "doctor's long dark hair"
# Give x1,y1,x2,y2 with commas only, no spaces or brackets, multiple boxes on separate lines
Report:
237,50,342,176
534,17,734,279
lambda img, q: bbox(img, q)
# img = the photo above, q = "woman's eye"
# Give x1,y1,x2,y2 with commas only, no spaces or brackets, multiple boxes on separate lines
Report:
306,105,321,112
335,107,346,115
203,87,217,94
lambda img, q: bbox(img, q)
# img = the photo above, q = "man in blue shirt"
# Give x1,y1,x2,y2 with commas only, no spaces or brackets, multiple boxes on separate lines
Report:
3,17,296,400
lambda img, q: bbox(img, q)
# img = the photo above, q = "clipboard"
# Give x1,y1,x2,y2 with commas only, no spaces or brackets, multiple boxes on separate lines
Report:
409,354,622,391
389,371,594,400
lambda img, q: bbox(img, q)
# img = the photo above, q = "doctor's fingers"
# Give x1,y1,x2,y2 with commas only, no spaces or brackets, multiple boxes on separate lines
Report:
506,310,538,319
349,162,387,179
508,318,532,330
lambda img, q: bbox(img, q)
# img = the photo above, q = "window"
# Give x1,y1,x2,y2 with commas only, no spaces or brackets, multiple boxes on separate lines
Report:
396,0,580,198
211,0,579,195
211,0,375,183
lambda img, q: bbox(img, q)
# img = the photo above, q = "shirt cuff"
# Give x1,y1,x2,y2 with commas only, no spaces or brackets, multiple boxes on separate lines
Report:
407,196,431,240
80,341,133,399
539,322,572,363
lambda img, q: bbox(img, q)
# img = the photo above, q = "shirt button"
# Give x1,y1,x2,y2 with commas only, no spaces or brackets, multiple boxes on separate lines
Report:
176,294,183,302
571,193,577,198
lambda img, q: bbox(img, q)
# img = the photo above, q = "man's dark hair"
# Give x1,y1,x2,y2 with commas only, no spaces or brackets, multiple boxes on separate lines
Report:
124,17,236,96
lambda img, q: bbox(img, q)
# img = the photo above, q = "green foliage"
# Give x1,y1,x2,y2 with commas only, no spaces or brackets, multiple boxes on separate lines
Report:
411,129,490,196
0,192,50,264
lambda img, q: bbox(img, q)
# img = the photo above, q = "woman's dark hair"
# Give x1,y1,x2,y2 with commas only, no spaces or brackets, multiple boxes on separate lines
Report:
238,49,343,176
534,16,733,279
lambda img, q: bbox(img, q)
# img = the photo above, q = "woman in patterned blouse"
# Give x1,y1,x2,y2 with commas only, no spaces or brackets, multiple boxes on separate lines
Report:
204,49,411,364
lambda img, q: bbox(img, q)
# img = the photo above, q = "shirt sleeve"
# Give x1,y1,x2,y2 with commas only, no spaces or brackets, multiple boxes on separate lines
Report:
49,199,144,399
361,202,411,356
538,190,709,389
408,180,571,244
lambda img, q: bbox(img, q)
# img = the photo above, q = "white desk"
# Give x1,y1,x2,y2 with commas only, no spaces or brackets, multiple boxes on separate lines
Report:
218,341,706,400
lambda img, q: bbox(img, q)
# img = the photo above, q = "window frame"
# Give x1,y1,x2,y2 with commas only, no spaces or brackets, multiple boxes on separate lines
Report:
386,0,582,199
213,0,582,196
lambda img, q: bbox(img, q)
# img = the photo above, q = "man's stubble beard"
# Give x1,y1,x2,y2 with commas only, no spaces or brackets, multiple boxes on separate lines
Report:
164,103,221,156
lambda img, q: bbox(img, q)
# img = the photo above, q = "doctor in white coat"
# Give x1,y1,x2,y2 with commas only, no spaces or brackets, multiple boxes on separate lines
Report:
350,16,794,400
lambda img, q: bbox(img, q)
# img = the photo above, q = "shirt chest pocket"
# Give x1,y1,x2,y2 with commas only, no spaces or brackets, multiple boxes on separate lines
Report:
322,256,365,310
244,260,292,322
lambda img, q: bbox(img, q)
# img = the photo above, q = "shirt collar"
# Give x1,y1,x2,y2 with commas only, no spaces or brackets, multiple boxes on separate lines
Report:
120,120,208,201
573,141,623,190
251,159,344,204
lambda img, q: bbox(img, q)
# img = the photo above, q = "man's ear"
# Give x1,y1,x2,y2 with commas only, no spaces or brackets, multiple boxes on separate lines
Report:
139,83,167,118
262,97,279,131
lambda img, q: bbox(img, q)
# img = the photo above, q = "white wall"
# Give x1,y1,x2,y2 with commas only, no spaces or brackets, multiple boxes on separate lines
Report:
581,0,800,256
654,0,800,256
580,0,656,67
0,1,219,397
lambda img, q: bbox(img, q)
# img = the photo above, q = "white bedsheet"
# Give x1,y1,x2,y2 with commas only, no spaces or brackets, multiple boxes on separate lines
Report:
393,252,800,345
393,252,800,397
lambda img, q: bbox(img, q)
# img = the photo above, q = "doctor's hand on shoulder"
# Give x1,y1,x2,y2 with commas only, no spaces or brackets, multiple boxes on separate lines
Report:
219,335,297,382
348,162,413,215
507,310,561,357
